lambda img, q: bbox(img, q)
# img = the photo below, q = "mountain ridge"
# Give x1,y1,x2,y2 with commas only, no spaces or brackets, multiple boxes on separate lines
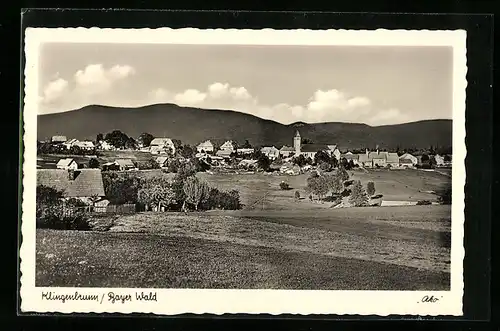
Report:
37,103,452,150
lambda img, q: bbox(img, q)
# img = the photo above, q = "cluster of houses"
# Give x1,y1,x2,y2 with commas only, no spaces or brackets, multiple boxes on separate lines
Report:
39,130,452,211
49,135,114,151
49,130,451,173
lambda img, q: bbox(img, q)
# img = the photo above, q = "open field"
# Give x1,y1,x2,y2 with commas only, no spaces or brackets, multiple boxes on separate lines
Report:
36,205,450,289
119,168,451,209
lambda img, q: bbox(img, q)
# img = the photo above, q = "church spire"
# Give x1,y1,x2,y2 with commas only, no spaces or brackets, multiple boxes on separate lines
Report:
295,130,301,138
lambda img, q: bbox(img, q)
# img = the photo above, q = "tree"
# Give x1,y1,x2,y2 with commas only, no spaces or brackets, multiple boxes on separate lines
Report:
337,166,349,182
329,156,339,169
293,154,307,167
183,176,210,211
444,155,452,162
339,157,350,169
319,161,332,172
294,191,300,200
125,137,137,150
171,162,197,203
306,175,329,200
242,139,252,148
96,133,104,143
421,154,430,162
349,180,368,207
172,139,182,150
194,158,211,172
70,145,82,155
88,158,100,169
181,145,195,159
314,150,331,165
37,185,64,204
366,181,376,196
257,154,271,171
105,130,130,149
102,172,143,205
138,133,154,148
301,138,313,144
138,177,176,211
325,173,343,196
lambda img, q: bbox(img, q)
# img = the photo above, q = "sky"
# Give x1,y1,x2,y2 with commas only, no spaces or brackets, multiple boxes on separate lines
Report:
38,43,453,126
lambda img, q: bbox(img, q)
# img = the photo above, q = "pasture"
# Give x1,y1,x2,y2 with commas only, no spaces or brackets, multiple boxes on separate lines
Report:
35,167,452,290
122,168,451,209
36,205,450,289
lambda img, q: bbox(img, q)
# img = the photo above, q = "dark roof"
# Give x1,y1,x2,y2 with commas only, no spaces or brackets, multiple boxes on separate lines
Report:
300,144,329,152
37,169,105,197
399,158,413,164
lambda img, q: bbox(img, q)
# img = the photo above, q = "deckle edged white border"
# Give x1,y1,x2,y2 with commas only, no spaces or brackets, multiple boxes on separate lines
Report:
20,27,467,316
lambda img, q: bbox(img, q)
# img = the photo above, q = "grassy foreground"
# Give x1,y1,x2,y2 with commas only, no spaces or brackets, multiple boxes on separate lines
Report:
36,205,451,290
36,230,449,290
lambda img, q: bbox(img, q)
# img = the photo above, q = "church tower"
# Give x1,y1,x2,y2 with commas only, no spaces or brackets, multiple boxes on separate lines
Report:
294,130,301,155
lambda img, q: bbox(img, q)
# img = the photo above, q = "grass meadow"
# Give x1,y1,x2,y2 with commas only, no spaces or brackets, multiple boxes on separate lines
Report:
35,165,452,290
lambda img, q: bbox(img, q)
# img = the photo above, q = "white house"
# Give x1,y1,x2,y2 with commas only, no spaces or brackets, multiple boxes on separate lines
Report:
219,140,235,153
327,145,341,160
279,146,295,158
51,135,67,143
150,138,176,155
56,158,78,170
197,140,214,153
434,154,445,166
75,140,95,150
260,146,280,160
236,148,254,155
97,140,115,151
399,153,418,166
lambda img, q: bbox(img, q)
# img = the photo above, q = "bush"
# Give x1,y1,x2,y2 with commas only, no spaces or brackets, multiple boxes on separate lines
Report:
366,181,376,196
294,191,300,200
279,181,290,190
202,187,241,210
102,172,143,205
416,200,432,205
36,200,92,230
349,180,368,207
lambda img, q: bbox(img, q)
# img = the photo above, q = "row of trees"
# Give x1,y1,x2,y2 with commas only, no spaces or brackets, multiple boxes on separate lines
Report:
102,163,241,212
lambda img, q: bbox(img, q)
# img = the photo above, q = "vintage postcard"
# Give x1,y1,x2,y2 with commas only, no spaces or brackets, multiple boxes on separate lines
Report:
20,27,466,316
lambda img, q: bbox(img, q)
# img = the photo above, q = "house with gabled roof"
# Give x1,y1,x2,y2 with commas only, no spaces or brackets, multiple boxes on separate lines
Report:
150,138,176,155
56,158,78,170
357,149,402,168
279,145,295,158
260,146,280,160
399,153,418,166
219,140,236,152
37,168,106,205
197,140,214,153
51,135,67,143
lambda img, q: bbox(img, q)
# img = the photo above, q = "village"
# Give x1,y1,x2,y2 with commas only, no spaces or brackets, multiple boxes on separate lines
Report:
36,128,452,218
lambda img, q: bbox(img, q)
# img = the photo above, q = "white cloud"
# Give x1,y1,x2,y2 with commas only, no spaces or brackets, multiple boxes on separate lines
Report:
145,82,407,125
39,64,136,111
173,89,207,106
40,78,69,104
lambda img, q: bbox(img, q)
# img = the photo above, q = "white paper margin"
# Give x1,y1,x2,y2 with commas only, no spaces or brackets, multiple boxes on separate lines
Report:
20,28,467,316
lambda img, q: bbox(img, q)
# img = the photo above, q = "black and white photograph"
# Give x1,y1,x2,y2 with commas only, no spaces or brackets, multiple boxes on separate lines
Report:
21,28,466,315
